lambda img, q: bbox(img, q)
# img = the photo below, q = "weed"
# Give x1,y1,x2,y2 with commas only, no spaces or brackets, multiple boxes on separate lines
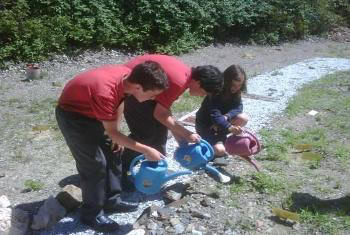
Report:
299,209,350,234
24,179,44,191
259,129,289,161
28,97,57,114
229,177,250,194
250,172,286,194
334,145,350,160
271,71,283,76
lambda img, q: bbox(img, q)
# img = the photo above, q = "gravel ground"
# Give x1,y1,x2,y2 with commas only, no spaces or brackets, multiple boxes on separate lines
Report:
0,37,350,234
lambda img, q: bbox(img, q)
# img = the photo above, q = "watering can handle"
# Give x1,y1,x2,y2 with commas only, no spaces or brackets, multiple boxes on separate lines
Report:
129,155,168,178
199,139,214,160
130,155,146,178
242,129,262,153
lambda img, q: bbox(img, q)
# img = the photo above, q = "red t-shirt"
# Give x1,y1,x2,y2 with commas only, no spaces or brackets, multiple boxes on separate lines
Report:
58,65,130,121
124,54,192,109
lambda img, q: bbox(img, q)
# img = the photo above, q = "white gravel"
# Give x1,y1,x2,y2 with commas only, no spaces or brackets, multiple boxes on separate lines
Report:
36,57,350,235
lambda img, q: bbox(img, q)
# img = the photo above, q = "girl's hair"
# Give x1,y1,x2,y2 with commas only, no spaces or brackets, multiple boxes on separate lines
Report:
222,64,247,98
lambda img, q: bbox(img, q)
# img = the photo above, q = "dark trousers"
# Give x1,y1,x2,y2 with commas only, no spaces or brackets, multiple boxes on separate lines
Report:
55,106,122,220
122,96,168,185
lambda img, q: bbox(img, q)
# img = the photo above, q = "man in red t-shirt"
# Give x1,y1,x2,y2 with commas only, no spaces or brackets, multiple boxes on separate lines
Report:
56,61,168,232
122,54,223,191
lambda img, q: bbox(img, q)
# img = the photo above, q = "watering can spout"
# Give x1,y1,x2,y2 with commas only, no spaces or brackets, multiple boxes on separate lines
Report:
164,170,192,183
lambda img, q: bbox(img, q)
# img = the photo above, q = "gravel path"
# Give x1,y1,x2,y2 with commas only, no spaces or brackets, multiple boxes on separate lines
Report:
35,57,350,235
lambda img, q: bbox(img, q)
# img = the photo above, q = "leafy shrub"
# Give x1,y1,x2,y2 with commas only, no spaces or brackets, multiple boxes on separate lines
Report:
0,0,348,64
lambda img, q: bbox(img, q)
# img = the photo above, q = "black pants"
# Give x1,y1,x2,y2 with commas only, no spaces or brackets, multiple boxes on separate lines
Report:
55,106,122,220
122,96,168,186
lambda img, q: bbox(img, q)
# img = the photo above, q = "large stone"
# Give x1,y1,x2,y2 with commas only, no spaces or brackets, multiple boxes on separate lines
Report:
126,229,145,235
0,208,11,233
31,196,66,230
0,195,11,208
163,183,190,202
56,184,82,212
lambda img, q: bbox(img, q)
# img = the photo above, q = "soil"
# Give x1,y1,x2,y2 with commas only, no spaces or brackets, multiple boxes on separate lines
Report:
0,29,350,234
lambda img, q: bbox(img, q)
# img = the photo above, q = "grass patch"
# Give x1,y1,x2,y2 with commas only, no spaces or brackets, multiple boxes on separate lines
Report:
24,179,44,191
300,209,350,234
286,71,350,118
260,127,327,162
257,70,350,233
171,91,202,114
28,97,57,114
250,172,286,194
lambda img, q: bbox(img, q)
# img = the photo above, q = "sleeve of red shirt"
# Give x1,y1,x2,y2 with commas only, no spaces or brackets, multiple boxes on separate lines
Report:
155,84,183,109
90,94,118,121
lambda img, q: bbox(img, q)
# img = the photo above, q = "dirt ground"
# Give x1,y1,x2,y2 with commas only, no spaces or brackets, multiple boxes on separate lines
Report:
0,29,350,234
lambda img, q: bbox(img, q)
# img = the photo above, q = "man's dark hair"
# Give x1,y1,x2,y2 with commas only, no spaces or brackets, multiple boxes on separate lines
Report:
128,61,169,91
191,65,223,95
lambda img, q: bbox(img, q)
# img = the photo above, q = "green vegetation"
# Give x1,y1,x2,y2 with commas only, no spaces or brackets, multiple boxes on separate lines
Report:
1,0,349,65
171,91,202,114
226,70,350,233
250,172,286,194
261,71,350,166
24,179,44,191
256,70,350,233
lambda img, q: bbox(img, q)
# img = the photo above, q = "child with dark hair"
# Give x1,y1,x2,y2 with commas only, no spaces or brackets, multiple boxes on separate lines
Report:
196,64,249,157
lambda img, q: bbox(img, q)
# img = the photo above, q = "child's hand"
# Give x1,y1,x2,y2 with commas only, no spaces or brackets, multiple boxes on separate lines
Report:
229,125,243,135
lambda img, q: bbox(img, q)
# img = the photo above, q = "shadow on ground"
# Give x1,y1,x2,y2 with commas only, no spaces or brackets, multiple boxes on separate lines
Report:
58,174,80,188
289,192,350,214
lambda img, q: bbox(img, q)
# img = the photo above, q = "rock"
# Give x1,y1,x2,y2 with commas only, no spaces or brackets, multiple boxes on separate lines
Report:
169,217,181,227
191,229,203,235
134,207,151,227
146,230,158,235
174,223,185,234
190,209,211,219
0,208,11,232
151,210,159,218
126,229,145,235
157,207,172,221
31,196,66,230
200,198,209,207
146,220,158,230
163,183,189,202
0,195,11,208
55,184,82,212
213,157,229,166
186,223,195,232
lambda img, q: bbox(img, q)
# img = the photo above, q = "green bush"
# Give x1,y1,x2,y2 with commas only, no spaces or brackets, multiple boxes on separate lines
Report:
0,0,349,64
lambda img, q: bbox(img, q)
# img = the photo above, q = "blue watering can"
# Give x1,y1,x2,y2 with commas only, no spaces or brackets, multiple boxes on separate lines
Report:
129,155,192,195
174,139,231,183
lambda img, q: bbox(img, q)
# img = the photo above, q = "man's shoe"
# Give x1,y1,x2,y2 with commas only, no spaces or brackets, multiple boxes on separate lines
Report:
104,196,139,213
81,215,119,232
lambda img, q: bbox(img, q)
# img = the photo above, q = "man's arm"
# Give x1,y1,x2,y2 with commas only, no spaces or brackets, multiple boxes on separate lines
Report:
102,119,164,161
153,103,200,143
115,101,124,131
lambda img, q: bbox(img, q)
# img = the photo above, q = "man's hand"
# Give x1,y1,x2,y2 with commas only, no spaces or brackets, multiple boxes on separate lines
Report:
187,133,201,143
111,143,124,153
144,147,165,161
